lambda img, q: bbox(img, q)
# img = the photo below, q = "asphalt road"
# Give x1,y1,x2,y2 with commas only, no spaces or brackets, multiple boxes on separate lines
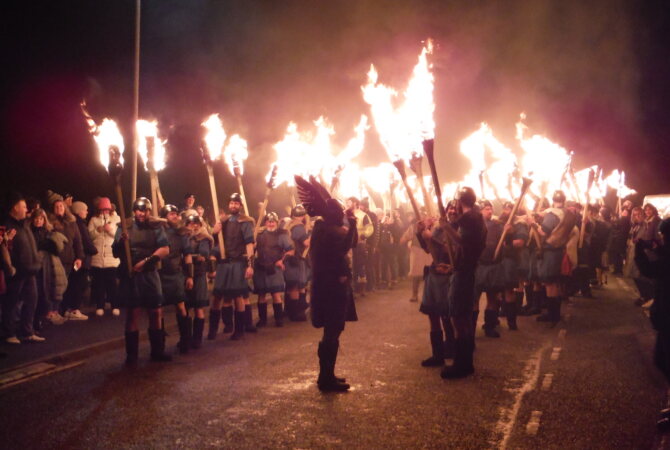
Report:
0,277,667,449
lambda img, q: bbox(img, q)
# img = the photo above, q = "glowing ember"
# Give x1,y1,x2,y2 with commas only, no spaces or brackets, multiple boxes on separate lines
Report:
202,114,227,161
136,119,166,171
84,115,125,170
223,134,249,176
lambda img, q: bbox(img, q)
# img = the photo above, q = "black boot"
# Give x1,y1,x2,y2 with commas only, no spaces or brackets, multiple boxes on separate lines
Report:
537,297,560,324
245,305,257,333
287,299,306,322
222,306,234,333
230,310,245,340
207,309,221,340
421,331,445,367
504,302,518,330
317,341,350,392
148,329,172,362
519,286,535,315
294,294,308,322
273,303,284,327
256,302,268,327
441,337,475,379
177,315,192,354
483,310,500,338
191,317,204,349
125,330,139,366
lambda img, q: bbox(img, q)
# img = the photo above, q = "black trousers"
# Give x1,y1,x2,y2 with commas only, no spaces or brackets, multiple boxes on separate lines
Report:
91,267,120,309
62,268,89,312
2,275,37,338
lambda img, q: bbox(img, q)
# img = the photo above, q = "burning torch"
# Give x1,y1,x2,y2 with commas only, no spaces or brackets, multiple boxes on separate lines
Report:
254,165,278,238
408,150,434,217
81,105,134,277
201,114,226,257
579,168,596,249
224,134,250,215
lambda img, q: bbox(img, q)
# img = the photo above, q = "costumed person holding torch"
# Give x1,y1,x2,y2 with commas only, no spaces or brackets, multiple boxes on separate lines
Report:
113,197,172,365
209,193,255,341
158,204,193,353
295,175,358,392
284,205,310,322
437,187,486,379
253,212,293,328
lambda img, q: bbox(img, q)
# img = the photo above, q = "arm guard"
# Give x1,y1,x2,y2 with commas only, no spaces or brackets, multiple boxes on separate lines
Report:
207,258,217,273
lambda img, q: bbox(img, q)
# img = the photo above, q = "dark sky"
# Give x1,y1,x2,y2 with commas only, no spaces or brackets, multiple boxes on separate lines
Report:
2,0,669,213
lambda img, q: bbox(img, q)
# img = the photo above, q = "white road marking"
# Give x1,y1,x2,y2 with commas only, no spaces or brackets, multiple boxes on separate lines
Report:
541,373,554,391
526,411,543,435
550,347,561,361
494,344,549,449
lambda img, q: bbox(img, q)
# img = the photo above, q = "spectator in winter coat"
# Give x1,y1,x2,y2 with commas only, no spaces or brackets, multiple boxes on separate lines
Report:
30,209,68,329
47,191,87,321
88,197,121,316
71,200,97,312
2,192,44,343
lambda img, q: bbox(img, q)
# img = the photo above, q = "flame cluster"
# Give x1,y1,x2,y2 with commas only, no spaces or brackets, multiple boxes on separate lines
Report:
84,39,637,214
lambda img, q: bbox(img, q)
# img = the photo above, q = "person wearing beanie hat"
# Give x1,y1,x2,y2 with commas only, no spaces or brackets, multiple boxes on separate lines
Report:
89,197,121,317
2,193,44,343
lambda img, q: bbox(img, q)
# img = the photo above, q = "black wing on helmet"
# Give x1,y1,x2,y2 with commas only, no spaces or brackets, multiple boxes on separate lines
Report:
295,175,330,217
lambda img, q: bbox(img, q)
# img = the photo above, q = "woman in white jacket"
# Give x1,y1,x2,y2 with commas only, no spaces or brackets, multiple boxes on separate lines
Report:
88,197,121,316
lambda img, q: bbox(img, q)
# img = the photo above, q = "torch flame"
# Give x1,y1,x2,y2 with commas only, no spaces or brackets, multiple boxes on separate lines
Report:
202,114,227,161
83,113,124,170
223,134,249,176
362,40,435,163
136,119,166,171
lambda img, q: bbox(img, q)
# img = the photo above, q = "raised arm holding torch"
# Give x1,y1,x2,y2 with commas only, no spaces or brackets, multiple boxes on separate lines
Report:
254,165,278,238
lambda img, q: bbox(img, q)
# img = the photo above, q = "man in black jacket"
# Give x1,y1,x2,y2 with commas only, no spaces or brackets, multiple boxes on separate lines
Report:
2,193,44,343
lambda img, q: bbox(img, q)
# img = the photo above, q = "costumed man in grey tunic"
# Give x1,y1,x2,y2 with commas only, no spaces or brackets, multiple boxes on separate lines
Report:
254,212,293,327
209,193,255,341
113,197,171,365
159,204,193,354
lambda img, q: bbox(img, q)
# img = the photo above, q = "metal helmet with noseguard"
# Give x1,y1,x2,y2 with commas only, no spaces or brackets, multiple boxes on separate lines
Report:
291,205,306,218
184,214,202,226
552,190,566,204
265,212,279,223
229,193,242,204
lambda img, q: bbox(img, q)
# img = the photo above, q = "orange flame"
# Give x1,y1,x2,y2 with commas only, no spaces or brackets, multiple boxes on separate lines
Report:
201,114,227,161
136,119,166,171
84,115,124,170
223,134,249,176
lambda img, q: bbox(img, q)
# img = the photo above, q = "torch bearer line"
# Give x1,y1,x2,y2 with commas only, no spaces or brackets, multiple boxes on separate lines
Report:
206,164,226,257
494,178,533,261
579,169,595,249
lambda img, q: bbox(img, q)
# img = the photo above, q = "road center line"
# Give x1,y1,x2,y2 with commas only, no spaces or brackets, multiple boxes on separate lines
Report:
550,347,562,361
541,373,554,391
526,411,543,435
494,344,550,449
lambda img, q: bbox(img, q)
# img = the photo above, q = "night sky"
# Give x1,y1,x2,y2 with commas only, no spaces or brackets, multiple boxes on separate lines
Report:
2,0,669,214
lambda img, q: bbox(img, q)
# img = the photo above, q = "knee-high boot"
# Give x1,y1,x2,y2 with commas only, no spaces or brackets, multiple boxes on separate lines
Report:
245,304,257,333
125,330,139,366
317,341,350,392
177,314,192,353
222,305,234,333
207,309,221,340
256,302,268,327
273,303,284,327
421,331,444,367
441,337,475,379
191,317,204,349
148,329,172,362
230,310,245,340
442,318,456,359
483,310,500,338
504,301,518,330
